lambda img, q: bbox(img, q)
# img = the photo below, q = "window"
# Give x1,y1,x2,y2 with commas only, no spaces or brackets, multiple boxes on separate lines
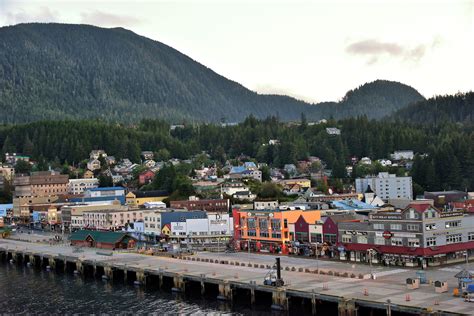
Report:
247,230,256,237
284,219,288,229
468,232,474,241
445,221,461,228
425,224,437,231
324,234,337,244
408,239,420,247
373,223,384,230
426,237,436,246
310,233,323,243
259,219,268,230
342,235,352,243
446,234,462,244
390,224,402,231
271,219,281,230
357,236,368,244
375,237,385,245
391,237,403,246
272,232,281,239
407,224,419,231
260,231,269,238
247,218,256,229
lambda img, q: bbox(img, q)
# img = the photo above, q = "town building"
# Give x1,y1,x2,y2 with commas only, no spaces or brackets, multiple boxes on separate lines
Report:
233,191,257,201
424,191,468,207
143,210,207,236
60,202,124,230
278,178,311,189
70,230,135,249
89,150,107,160
87,159,101,171
5,153,30,165
68,178,99,195
326,127,341,135
391,150,414,161
138,170,155,185
232,208,321,254
338,204,474,267
70,187,126,205
82,209,143,230
170,197,229,213
221,181,248,196
254,200,279,210
355,172,413,200
14,171,69,198
125,190,168,208
141,151,154,160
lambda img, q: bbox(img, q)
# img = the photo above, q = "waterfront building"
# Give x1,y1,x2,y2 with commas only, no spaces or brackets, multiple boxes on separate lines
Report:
169,213,234,248
82,209,143,230
232,208,321,254
60,202,124,230
143,210,207,236
338,203,474,267
355,172,413,200
70,230,135,249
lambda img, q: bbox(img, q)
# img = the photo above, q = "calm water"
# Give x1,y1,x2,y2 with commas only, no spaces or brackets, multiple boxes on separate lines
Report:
0,262,269,315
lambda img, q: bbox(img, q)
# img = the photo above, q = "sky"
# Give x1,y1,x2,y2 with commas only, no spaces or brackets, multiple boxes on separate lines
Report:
0,0,473,103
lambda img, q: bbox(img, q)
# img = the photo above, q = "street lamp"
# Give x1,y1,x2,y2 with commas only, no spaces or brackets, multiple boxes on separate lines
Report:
315,241,319,271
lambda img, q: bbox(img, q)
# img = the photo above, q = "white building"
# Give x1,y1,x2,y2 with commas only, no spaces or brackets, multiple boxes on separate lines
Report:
87,159,101,171
89,150,107,160
68,178,99,195
391,150,414,161
254,200,279,210
170,213,233,241
360,157,372,165
355,172,413,200
143,209,163,236
326,127,341,135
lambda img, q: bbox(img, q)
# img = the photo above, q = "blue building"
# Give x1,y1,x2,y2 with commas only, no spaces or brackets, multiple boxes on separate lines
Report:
0,204,13,218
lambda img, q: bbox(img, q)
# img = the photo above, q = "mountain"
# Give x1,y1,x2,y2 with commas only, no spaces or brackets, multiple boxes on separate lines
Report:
0,23,424,124
391,92,474,125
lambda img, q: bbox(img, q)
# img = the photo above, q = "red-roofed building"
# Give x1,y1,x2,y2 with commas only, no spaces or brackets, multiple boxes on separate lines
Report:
139,170,155,185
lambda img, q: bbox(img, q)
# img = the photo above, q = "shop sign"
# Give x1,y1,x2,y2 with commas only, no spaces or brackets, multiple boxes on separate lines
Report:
392,232,417,238
382,231,393,239
371,214,402,220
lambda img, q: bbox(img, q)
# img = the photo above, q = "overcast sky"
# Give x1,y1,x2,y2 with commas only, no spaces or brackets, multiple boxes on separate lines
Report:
0,0,473,103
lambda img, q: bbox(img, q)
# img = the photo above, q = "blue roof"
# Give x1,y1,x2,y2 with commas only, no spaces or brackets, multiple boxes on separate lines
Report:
89,187,125,192
161,211,207,226
332,199,374,210
244,162,257,168
230,166,246,174
69,196,126,205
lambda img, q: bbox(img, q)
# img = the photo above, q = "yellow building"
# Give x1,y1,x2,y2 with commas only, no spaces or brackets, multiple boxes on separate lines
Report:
126,190,168,207
278,178,311,189
162,224,171,236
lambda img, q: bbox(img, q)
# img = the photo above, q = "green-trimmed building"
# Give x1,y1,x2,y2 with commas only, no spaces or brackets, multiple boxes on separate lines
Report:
70,230,136,249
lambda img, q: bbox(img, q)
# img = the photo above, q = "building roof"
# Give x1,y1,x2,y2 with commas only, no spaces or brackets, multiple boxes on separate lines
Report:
405,203,434,212
69,230,133,243
230,166,246,174
132,190,168,198
89,187,125,192
332,199,374,210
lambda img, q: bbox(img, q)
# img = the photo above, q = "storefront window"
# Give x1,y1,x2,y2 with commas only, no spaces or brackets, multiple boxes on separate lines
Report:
446,233,462,244
311,233,322,243
391,237,403,246
426,237,436,246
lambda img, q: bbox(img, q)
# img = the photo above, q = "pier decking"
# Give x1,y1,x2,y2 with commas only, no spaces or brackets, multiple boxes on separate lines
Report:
0,239,471,315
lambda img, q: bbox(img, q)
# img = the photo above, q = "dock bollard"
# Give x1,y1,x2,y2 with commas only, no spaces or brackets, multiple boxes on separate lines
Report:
405,294,411,302
364,288,368,296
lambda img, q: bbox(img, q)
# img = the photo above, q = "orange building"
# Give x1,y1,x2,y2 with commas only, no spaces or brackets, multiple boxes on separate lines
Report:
232,208,321,254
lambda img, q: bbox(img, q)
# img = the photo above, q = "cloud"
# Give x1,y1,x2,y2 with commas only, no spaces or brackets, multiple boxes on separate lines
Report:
4,6,59,25
345,39,439,65
80,11,141,27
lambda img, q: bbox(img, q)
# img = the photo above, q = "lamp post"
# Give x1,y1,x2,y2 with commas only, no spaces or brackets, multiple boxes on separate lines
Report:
315,241,319,271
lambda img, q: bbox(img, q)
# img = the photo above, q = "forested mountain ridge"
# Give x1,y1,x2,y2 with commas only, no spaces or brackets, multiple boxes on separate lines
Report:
0,23,424,123
391,92,474,125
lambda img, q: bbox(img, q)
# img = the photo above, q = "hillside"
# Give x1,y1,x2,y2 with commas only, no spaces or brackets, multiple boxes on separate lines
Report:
0,23,424,123
391,92,474,125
